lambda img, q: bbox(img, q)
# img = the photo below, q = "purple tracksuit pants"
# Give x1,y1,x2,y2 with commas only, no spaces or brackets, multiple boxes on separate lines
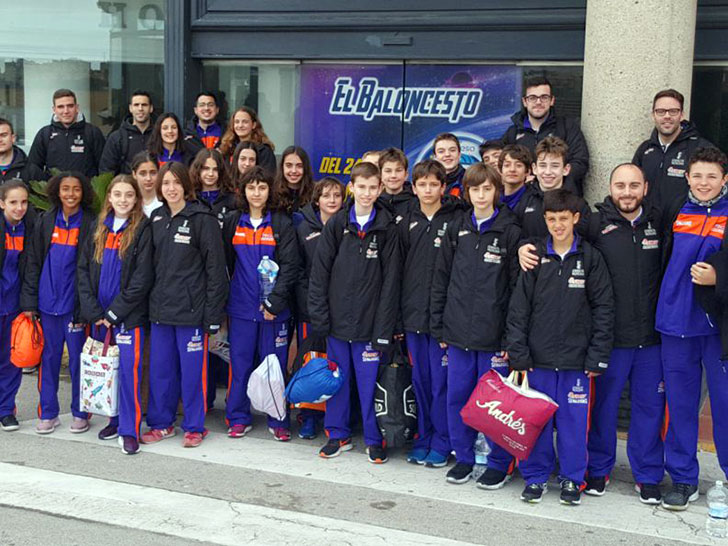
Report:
0,314,20,418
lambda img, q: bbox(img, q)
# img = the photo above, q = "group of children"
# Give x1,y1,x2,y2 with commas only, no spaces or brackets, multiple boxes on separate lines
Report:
0,129,727,514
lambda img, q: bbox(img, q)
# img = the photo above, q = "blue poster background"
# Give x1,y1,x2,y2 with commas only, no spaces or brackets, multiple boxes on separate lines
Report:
296,64,522,179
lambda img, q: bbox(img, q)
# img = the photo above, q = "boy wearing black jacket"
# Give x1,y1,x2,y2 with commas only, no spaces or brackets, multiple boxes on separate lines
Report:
378,147,415,223
507,189,614,506
308,162,400,464
399,159,461,467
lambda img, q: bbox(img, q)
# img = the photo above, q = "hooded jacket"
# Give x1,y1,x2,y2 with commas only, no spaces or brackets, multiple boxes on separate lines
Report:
633,120,715,210
501,109,590,195
585,197,663,348
430,204,521,351
99,115,155,175
398,196,462,334
0,208,36,315
186,116,223,150
377,183,416,224
28,114,105,178
0,146,45,183
308,202,400,350
148,201,228,331
507,235,614,372
512,180,590,240
77,216,154,329
199,190,237,226
295,203,325,324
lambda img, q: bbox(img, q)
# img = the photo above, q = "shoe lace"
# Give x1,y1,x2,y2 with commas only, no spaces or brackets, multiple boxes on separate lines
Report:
561,480,577,492
675,483,694,496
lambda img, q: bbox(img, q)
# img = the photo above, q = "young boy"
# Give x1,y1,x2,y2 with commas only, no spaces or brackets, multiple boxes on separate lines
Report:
507,189,614,505
308,161,400,464
378,147,415,222
399,159,461,467
433,133,465,198
499,144,533,211
658,147,728,511
479,140,504,169
361,150,381,166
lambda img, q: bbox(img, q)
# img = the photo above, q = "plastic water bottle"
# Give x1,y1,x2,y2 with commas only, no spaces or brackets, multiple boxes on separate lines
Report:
472,433,491,479
257,256,279,304
707,481,728,538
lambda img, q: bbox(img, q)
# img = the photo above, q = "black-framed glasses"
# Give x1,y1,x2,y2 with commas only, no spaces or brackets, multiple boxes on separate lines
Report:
524,94,552,104
653,108,681,117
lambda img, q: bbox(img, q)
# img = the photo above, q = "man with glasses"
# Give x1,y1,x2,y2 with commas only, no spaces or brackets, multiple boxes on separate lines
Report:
187,91,223,149
501,76,589,196
633,89,715,209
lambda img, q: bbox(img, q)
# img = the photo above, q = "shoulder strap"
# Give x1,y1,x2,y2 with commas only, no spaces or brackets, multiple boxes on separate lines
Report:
120,127,130,163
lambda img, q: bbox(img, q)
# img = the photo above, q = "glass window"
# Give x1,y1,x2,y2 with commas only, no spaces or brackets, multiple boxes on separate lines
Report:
0,0,165,147
691,66,728,152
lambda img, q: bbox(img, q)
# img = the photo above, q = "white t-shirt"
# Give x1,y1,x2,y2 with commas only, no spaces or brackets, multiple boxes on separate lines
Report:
112,216,126,233
356,214,370,229
143,197,162,218
250,217,263,229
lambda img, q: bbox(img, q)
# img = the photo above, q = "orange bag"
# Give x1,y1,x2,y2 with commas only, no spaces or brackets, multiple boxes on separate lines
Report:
11,314,44,368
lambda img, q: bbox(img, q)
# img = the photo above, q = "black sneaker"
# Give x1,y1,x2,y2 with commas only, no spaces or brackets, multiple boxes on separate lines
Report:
476,467,511,490
98,424,119,441
560,480,582,505
446,463,473,484
635,483,662,505
121,436,140,455
661,483,699,511
319,438,353,459
367,444,388,464
521,483,548,503
584,475,609,496
0,415,19,432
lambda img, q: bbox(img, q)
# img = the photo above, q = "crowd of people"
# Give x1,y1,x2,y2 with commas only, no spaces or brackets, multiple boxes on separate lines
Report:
0,76,726,514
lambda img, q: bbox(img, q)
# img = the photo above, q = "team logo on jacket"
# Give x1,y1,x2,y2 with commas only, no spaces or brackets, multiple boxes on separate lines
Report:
486,238,501,254
641,238,659,250
438,223,448,236
571,260,584,276
458,230,469,237
644,223,657,237
409,221,418,231
567,277,585,289
516,133,525,140
433,236,442,248
601,224,618,235
71,135,85,154
178,220,190,234
305,231,320,241
366,238,379,259
174,233,191,245
666,166,685,178
484,251,501,264
524,207,535,213
672,152,685,166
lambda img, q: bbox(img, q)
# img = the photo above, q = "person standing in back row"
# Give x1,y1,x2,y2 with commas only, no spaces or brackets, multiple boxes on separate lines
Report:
99,90,156,175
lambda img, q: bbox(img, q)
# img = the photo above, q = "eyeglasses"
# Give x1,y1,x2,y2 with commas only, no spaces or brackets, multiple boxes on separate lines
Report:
524,94,552,104
653,108,681,117
196,102,216,108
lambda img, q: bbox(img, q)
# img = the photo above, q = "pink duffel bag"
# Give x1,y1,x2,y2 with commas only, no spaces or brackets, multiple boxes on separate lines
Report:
460,369,559,460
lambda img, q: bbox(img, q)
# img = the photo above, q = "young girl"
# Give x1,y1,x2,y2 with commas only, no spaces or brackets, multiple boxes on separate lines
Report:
222,166,300,441
231,141,258,192
430,163,521,486
131,152,161,218
77,175,153,454
273,146,315,216
142,162,228,448
0,180,35,432
219,107,276,174
21,172,96,434
294,177,344,439
190,148,237,223
147,113,202,167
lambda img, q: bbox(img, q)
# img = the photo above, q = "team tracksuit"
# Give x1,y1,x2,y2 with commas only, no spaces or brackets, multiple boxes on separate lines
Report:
585,198,666,485
378,183,416,224
187,117,223,150
146,201,228,434
77,214,153,439
0,211,35,420
308,202,400,446
398,196,461,457
512,180,590,240
445,166,465,198
656,189,728,484
28,115,105,178
222,210,300,429
99,115,156,175
430,203,521,467
501,185,527,212
0,145,45,183
507,235,614,485
21,207,96,420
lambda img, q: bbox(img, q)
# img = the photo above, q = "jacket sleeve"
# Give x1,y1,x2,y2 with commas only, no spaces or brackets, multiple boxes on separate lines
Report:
294,227,310,320
584,247,615,373
258,144,278,177
506,267,537,371
429,221,456,343
307,217,339,336
632,142,646,167
99,131,122,175
76,235,105,324
90,126,106,176
265,217,302,316
106,224,154,325
19,214,44,313
500,125,516,146
372,223,401,351
27,128,48,175
564,118,589,183
199,215,229,332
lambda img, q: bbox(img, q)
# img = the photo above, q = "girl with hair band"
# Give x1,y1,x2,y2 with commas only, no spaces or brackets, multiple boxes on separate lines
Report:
130,152,161,218
190,148,237,224
77,175,153,454
219,107,276,175
0,180,36,432
273,146,315,216
222,166,300,441
141,162,228,448
147,113,202,167
21,172,96,435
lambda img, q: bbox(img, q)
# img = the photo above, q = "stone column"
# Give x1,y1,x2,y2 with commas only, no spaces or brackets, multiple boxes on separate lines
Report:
581,0,698,205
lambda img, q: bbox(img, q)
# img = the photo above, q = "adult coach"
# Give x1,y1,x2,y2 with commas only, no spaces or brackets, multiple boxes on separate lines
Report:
99,90,156,175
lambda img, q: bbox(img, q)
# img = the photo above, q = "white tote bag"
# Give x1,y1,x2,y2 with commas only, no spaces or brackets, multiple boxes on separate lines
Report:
247,354,286,421
79,329,120,417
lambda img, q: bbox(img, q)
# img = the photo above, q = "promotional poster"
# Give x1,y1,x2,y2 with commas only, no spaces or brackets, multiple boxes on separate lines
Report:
296,64,522,179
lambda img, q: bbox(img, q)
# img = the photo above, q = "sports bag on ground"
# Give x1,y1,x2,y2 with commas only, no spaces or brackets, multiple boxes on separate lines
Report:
374,342,417,448
285,357,343,406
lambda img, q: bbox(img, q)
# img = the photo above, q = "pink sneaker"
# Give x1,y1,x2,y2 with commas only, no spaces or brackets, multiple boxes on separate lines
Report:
227,424,253,438
141,426,176,444
183,429,208,448
269,427,291,442
70,418,90,434
35,417,61,435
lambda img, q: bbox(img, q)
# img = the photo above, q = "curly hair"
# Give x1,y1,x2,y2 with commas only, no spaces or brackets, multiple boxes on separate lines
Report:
46,171,94,210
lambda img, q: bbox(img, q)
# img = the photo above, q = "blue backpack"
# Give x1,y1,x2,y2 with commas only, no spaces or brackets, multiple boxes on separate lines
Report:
285,357,343,406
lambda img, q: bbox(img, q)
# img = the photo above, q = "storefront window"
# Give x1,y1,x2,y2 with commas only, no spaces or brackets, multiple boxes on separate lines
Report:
0,0,165,147
691,66,728,152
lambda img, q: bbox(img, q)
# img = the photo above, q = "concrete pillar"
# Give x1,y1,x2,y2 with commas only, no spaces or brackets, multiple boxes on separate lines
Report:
580,0,697,205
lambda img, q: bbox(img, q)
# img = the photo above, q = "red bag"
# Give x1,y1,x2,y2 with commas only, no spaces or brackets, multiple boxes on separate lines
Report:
11,314,44,368
460,370,558,460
